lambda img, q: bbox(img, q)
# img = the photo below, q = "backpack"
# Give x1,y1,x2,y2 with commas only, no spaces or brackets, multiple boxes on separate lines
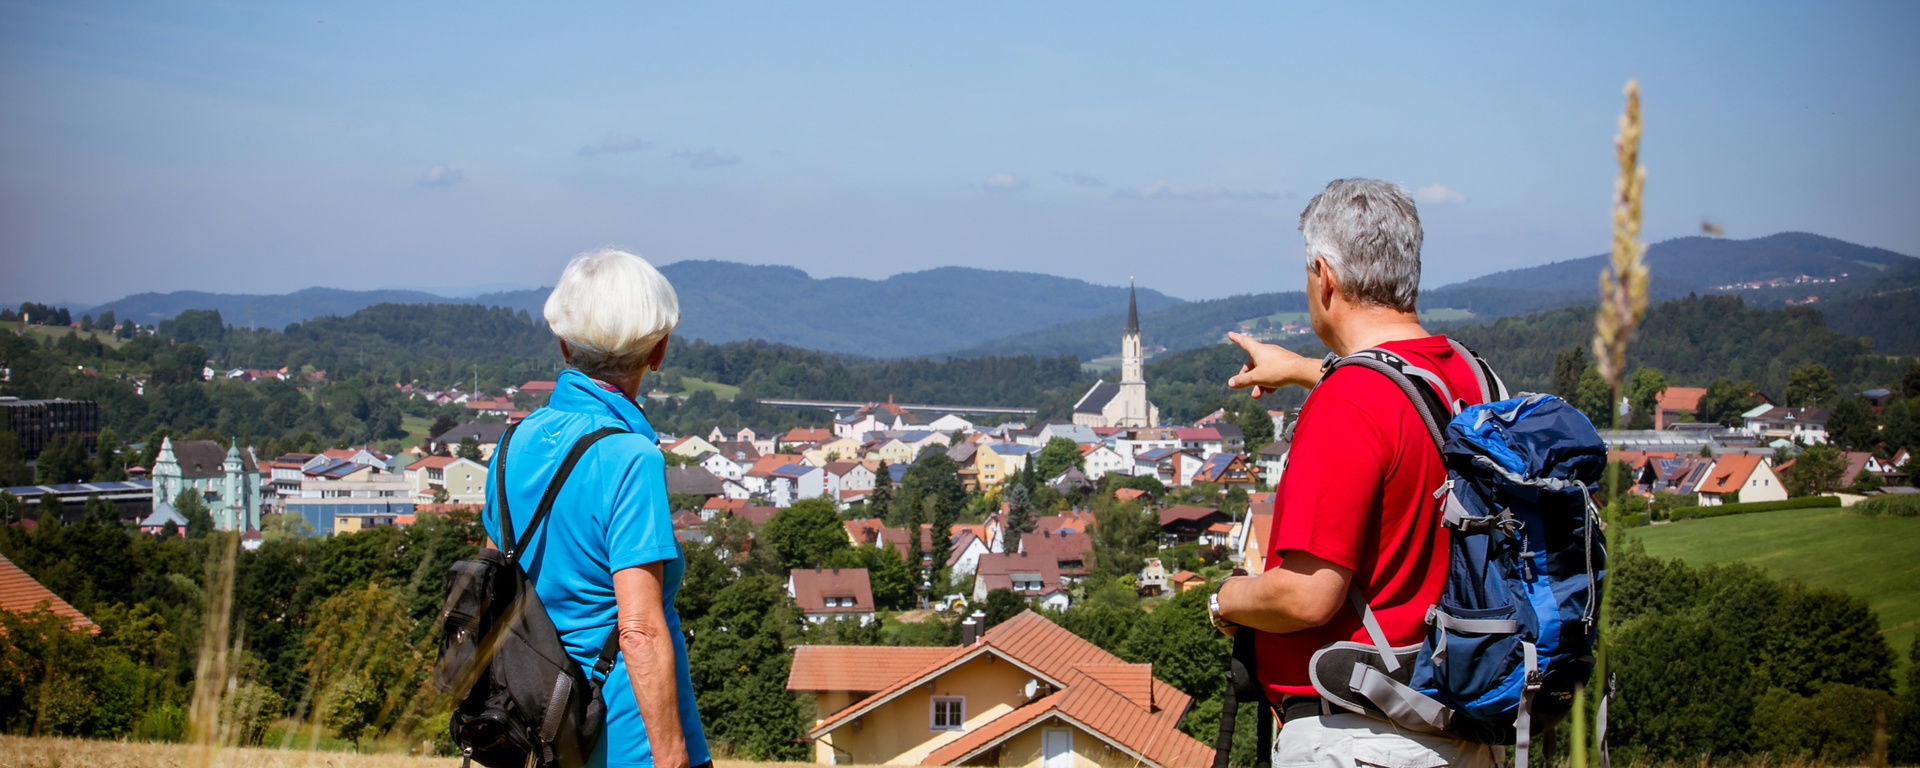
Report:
1305,341,1608,768
434,423,626,768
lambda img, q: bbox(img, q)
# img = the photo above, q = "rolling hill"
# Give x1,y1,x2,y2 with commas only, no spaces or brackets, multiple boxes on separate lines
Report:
959,232,1920,359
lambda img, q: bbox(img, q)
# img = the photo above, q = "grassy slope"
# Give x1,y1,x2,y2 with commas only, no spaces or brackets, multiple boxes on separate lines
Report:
0,321,127,349
1630,506,1920,668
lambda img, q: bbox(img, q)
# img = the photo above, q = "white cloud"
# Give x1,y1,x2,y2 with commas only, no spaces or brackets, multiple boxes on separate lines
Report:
417,164,464,187
578,133,652,156
1113,180,1280,201
1412,183,1467,206
984,173,1027,190
674,147,741,169
1055,170,1106,188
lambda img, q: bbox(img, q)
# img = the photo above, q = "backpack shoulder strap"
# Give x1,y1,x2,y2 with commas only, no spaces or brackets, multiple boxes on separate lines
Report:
491,421,522,552
1322,349,1449,451
1445,338,1509,403
504,426,627,563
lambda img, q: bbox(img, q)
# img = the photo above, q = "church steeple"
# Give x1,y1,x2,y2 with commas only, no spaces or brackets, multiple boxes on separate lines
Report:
1125,280,1140,336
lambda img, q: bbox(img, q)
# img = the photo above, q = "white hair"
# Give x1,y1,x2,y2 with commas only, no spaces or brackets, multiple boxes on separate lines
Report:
543,248,680,381
1298,178,1423,313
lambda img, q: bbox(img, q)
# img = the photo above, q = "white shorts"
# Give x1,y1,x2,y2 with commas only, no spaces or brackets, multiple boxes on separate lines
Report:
1272,711,1499,768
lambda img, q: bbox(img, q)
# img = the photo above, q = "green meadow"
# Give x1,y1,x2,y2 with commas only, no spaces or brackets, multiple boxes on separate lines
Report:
1630,505,1920,673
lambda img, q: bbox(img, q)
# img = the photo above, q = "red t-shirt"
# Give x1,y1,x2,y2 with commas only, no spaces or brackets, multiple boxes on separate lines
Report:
1256,335,1485,700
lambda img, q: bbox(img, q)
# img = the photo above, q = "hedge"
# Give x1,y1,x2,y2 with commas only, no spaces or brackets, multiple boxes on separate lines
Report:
1668,496,1843,521
1850,494,1920,518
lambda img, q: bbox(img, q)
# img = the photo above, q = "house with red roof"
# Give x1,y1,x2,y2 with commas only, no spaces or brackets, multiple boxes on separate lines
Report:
971,552,1069,611
1653,386,1709,430
788,567,877,626
786,610,1210,767
1694,453,1785,506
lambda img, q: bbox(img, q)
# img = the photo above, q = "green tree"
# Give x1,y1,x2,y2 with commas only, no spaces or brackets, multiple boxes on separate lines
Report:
221,682,285,746
1033,437,1083,482
0,430,32,486
684,573,807,760
1785,364,1838,407
92,427,127,481
867,461,892,522
1609,610,1759,762
1626,367,1668,429
428,414,459,441
895,453,964,528
1782,443,1846,497
825,545,914,611
1892,636,1920,764
1550,345,1588,401
979,587,1028,631
321,674,380,748
1091,502,1158,578
1119,586,1229,701
762,498,848,571
1825,395,1878,451
35,433,91,484
1235,398,1276,455
1573,366,1615,427
456,436,482,461
1753,683,1896,764
925,495,954,586
175,488,213,538
1759,582,1895,696
1002,483,1034,555
1695,378,1762,427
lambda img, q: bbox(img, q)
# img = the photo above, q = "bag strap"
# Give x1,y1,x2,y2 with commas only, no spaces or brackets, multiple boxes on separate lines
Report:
494,423,630,686
497,425,627,563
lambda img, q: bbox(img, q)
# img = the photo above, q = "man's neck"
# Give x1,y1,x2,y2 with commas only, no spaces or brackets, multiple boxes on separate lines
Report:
1325,307,1430,356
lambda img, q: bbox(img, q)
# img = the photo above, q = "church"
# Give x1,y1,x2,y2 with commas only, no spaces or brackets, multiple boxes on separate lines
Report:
149,437,263,532
1072,283,1160,428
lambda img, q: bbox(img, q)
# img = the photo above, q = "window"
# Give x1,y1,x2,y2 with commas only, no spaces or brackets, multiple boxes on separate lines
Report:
931,696,965,730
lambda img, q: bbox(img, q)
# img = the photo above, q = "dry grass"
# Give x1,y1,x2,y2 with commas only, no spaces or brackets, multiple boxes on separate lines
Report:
0,736,847,768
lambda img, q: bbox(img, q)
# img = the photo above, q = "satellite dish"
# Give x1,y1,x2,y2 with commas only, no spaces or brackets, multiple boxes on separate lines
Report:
1023,679,1040,699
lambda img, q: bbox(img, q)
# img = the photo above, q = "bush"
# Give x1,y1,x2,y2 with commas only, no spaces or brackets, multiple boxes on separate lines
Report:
1852,493,1920,518
1752,683,1896,764
1668,495,1841,521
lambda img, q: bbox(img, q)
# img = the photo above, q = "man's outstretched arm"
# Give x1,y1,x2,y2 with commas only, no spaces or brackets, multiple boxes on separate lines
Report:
1213,549,1351,635
1226,332,1324,398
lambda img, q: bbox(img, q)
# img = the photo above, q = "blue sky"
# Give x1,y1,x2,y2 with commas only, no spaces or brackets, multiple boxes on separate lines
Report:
3,1,1917,305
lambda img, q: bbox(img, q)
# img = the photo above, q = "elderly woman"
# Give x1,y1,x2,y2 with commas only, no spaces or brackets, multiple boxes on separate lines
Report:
483,248,709,768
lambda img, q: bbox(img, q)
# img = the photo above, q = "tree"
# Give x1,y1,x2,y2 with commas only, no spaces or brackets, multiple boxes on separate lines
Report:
93,427,126,481
762,498,848,571
1892,636,1920,764
1550,346,1588,401
826,545,914,611
1626,367,1668,429
867,461,892,522
1572,366,1615,428
0,430,32,486
684,574,807,760
1696,378,1762,427
1786,364,1837,407
35,433,91,485
1091,503,1158,578
1904,360,1920,399
1825,396,1878,451
175,488,213,538
1781,443,1846,497
1002,483,1034,555
896,453,964,529
925,495,954,585
456,436,482,462
322,674,379,749
979,587,1027,631
1033,437,1083,482
427,414,459,441
1235,398,1276,455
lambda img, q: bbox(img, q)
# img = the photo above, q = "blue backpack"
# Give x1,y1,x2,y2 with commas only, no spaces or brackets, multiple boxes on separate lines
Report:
1306,343,1608,768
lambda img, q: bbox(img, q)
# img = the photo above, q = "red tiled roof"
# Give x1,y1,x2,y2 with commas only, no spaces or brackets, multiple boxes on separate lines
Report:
781,427,835,444
787,645,958,692
1697,453,1763,494
1609,450,1680,470
1157,504,1225,527
745,453,808,477
1168,570,1202,584
1114,488,1148,502
974,552,1064,595
735,506,779,526
1656,386,1708,413
0,554,95,633
410,455,464,469
789,568,875,614
518,380,557,392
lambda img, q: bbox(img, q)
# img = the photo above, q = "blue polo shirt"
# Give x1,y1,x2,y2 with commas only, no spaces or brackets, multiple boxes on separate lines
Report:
481,369,709,768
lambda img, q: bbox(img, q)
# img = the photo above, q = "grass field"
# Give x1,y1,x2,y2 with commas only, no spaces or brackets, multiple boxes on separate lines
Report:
1630,506,1920,666
0,736,832,768
0,320,127,349
675,375,740,400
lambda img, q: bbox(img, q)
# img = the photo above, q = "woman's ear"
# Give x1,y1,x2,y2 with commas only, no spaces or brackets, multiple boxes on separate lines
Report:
647,335,670,372
558,339,573,361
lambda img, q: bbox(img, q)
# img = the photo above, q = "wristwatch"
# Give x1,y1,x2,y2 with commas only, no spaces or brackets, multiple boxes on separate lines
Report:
1208,577,1238,631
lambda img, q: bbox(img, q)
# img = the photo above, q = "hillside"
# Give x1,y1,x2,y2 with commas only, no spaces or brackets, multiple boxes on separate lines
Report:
78,264,1181,359
1632,506,1920,677
966,232,1920,360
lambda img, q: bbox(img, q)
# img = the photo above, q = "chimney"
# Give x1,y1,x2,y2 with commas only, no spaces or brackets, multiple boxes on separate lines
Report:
962,610,987,645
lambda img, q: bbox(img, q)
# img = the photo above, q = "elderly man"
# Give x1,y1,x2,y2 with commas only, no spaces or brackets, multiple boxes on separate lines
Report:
1210,179,1499,767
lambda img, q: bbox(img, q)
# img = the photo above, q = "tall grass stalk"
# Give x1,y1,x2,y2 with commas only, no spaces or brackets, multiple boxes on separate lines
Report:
187,531,240,768
1576,78,1648,768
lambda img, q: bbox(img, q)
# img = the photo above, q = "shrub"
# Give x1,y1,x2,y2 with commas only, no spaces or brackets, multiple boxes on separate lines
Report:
1851,493,1920,518
1752,683,1896,764
1668,496,1841,521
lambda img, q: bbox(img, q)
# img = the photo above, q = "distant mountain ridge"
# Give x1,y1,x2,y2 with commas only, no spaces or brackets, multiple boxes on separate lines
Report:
82,263,1182,358
958,232,1920,359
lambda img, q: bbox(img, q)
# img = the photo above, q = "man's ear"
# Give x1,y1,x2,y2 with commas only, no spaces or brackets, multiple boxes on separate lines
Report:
1313,257,1340,308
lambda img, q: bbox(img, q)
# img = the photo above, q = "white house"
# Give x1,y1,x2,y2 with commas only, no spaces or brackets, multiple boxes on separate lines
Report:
1081,443,1131,482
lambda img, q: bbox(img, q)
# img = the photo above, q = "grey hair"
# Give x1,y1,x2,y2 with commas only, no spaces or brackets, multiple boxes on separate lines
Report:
1298,178,1422,312
543,248,680,382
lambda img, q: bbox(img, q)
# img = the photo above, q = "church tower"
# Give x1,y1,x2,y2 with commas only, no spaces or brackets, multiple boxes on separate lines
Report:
1070,281,1161,429
1121,281,1144,386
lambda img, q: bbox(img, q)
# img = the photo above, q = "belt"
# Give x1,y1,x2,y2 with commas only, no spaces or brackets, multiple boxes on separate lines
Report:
1279,695,1326,724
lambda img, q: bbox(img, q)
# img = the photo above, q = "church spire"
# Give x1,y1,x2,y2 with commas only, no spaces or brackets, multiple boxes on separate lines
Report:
1125,279,1140,336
